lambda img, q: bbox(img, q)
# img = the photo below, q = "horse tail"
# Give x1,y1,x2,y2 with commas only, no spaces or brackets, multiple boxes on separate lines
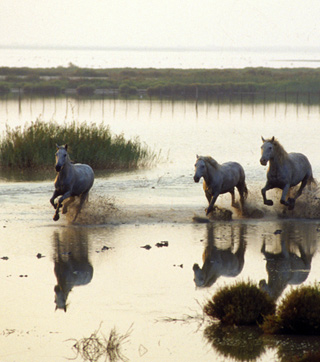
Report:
239,165,249,200
308,174,317,189
243,181,249,200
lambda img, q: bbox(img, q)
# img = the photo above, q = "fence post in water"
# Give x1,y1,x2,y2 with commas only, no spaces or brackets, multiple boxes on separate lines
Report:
18,87,22,114
65,94,68,121
195,86,199,114
251,92,255,116
101,89,105,120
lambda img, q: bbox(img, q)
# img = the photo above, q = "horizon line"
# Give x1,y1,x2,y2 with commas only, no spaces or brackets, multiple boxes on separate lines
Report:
1,44,320,53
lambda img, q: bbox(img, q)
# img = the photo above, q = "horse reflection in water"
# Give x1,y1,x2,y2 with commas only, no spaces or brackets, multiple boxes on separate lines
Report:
259,223,316,301
53,229,93,312
193,223,247,287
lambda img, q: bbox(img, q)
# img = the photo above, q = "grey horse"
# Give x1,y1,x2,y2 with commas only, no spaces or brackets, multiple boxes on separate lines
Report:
50,144,94,221
260,136,314,210
194,155,248,216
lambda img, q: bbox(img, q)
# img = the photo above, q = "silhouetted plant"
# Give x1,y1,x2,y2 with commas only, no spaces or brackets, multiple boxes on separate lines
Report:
291,351,320,362
204,280,276,326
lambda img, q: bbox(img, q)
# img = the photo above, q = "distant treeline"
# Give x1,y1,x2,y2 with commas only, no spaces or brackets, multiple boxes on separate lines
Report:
1,65,320,99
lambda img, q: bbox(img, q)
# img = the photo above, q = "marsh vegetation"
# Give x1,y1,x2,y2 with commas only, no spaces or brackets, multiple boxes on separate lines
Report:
2,66,320,100
0,120,157,170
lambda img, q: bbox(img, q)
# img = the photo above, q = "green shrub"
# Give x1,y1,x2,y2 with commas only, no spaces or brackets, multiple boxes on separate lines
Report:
0,120,157,170
262,284,320,335
204,280,276,326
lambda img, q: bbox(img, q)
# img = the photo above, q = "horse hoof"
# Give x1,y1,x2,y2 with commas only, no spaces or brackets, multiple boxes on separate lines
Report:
288,198,295,210
265,200,273,206
53,214,60,221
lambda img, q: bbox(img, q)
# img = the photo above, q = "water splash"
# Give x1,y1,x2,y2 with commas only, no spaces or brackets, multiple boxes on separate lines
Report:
65,194,121,225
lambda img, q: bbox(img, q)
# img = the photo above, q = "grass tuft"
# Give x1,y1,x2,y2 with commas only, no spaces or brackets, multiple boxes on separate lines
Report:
204,280,276,326
262,283,320,335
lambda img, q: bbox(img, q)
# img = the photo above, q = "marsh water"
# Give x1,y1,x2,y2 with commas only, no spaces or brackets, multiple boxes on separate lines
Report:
1,97,320,361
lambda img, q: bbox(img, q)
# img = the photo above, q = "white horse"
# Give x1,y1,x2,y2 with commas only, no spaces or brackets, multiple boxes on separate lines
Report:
194,155,248,216
260,137,314,210
50,144,94,221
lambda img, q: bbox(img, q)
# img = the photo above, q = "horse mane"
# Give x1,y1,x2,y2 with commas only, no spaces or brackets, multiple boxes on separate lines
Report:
266,137,289,163
198,156,220,169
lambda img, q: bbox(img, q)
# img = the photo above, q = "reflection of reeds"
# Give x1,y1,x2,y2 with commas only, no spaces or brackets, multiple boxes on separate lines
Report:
158,300,206,332
68,323,132,362
0,120,158,169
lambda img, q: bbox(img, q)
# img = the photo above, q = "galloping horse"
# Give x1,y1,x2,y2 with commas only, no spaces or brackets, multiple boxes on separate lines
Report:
194,155,248,216
50,144,94,221
260,137,314,210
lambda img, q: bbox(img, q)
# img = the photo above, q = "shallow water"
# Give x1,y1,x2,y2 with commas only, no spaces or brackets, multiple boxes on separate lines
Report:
1,99,320,361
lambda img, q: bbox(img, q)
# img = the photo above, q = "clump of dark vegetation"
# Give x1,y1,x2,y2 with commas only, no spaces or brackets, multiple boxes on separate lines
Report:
69,323,132,362
262,283,320,335
204,280,276,326
291,351,320,362
0,120,157,170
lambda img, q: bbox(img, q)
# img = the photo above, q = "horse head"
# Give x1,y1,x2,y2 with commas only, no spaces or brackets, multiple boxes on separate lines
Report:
55,144,69,172
194,156,206,183
260,136,275,166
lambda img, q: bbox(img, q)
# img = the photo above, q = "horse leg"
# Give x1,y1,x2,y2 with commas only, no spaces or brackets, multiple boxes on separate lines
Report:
236,182,247,213
53,191,72,221
288,177,308,210
50,190,60,209
230,188,237,208
206,193,219,216
205,190,212,204
261,181,274,206
72,192,89,222
280,184,291,207
62,196,75,214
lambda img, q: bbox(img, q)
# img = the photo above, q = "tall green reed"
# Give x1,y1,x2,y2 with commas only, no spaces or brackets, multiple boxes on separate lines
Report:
0,119,157,170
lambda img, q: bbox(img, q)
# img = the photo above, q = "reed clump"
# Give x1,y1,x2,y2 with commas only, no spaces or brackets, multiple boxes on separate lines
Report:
262,283,320,335
204,280,276,326
0,120,157,170
70,323,132,362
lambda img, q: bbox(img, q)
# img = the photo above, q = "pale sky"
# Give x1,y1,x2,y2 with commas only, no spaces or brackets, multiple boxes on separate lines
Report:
1,0,320,50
